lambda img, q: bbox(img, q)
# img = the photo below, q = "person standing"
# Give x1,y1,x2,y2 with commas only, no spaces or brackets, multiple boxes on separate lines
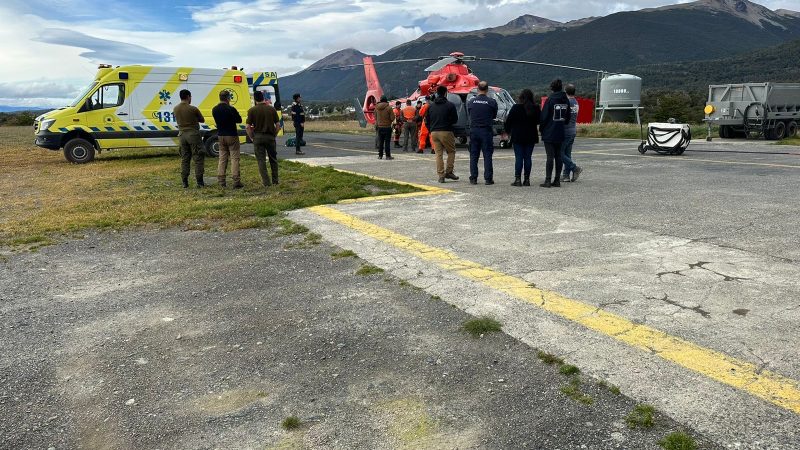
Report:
173,89,205,188
212,90,243,189
504,89,540,187
392,101,403,148
374,95,395,160
426,86,459,183
467,81,498,185
290,93,306,155
247,90,282,187
417,96,431,153
560,83,583,182
539,79,572,188
401,100,418,152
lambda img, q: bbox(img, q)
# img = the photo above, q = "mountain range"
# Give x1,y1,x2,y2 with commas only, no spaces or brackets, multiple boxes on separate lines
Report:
281,0,800,101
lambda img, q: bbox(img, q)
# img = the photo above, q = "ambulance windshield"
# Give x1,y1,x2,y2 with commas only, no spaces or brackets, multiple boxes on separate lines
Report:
69,82,99,107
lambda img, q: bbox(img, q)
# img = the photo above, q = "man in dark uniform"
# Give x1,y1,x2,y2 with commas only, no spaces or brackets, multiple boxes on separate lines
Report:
211,90,243,189
247,91,282,186
173,89,205,188
466,81,498,185
290,93,305,155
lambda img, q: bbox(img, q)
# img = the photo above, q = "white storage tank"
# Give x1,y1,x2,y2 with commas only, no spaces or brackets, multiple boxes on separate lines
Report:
597,74,643,123
600,74,642,107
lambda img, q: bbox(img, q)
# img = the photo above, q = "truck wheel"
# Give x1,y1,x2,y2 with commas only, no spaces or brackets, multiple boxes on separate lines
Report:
204,135,219,157
773,122,786,140
786,121,798,138
719,126,730,139
63,138,96,164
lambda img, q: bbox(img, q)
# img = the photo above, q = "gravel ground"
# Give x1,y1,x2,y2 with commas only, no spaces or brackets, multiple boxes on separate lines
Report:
0,228,718,449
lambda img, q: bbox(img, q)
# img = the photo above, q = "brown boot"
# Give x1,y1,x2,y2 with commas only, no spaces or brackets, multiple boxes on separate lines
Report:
218,176,226,188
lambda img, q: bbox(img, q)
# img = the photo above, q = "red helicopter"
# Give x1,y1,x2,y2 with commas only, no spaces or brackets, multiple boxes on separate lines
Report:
359,52,516,145
318,52,607,145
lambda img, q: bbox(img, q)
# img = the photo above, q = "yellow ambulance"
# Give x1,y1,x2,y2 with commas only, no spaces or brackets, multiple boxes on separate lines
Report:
34,64,261,163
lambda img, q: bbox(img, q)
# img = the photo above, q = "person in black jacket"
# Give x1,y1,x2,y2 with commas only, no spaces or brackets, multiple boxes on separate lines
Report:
539,79,572,188
504,89,540,186
425,86,460,183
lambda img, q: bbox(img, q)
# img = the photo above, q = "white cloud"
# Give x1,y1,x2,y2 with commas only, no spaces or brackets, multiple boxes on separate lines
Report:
0,0,794,107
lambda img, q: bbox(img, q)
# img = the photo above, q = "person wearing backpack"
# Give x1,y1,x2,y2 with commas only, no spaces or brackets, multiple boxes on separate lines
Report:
539,79,572,188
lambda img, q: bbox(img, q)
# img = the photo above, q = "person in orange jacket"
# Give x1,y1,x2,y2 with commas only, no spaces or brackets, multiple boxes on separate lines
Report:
417,95,433,153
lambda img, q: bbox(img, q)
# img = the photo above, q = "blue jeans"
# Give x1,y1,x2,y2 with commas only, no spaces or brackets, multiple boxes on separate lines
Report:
513,143,534,178
561,134,576,176
469,127,494,180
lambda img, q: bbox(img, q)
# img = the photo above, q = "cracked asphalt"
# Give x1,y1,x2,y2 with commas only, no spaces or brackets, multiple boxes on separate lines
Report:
287,133,800,449
0,229,717,449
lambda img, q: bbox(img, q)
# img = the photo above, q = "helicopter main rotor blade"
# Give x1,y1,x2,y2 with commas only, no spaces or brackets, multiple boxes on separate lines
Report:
424,56,458,72
309,58,439,72
477,58,608,75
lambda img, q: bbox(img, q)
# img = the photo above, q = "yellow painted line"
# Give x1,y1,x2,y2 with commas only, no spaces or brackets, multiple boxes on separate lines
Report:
586,151,800,169
307,204,800,415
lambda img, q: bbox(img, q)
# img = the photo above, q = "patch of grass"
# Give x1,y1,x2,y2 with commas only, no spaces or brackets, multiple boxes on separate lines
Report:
536,351,564,366
560,378,594,404
0,126,420,249
430,295,442,301
626,404,656,428
462,317,502,337
576,122,717,140
277,219,308,235
281,415,301,430
9,235,50,245
355,264,384,276
331,249,357,259
775,136,800,146
284,232,323,249
398,279,411,287
659,431,697,450
559,364,580,376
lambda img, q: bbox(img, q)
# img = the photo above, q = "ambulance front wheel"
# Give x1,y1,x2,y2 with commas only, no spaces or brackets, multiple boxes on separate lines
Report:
204,135,219,158
457,136,467,146
63,138,96,164
498,139,510,149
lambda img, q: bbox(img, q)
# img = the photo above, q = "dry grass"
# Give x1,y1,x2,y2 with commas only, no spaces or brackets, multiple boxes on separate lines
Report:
302,119,720,140
300,120,373,135
0,126,418,248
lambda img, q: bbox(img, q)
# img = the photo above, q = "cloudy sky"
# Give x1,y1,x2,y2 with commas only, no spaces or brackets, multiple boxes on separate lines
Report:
0,0,795,107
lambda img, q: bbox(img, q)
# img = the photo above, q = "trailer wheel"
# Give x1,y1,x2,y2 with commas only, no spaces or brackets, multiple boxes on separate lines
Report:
63,138,96,164
204,135,219,157
637,143,646,154
773,122,786,140
786,121,798,138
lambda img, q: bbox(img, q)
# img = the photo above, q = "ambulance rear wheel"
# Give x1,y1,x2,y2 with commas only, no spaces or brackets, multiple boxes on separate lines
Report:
204,135,219,157
457,136,467,146
499,139,510,149
63,138,96,164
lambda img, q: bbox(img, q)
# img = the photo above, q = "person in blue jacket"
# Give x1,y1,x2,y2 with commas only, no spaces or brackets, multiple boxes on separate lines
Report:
503,88,540,186
539,79,572,188
467,81,498,185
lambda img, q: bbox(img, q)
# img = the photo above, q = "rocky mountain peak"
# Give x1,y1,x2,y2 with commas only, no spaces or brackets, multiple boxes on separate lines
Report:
306,48,369,71
645,0,786,28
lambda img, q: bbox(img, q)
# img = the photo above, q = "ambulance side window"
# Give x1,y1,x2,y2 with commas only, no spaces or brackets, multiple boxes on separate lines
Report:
84,84,125,111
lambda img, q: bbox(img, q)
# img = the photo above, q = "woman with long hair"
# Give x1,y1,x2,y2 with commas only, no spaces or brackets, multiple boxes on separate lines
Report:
539,79,572,187
504,88,540,186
